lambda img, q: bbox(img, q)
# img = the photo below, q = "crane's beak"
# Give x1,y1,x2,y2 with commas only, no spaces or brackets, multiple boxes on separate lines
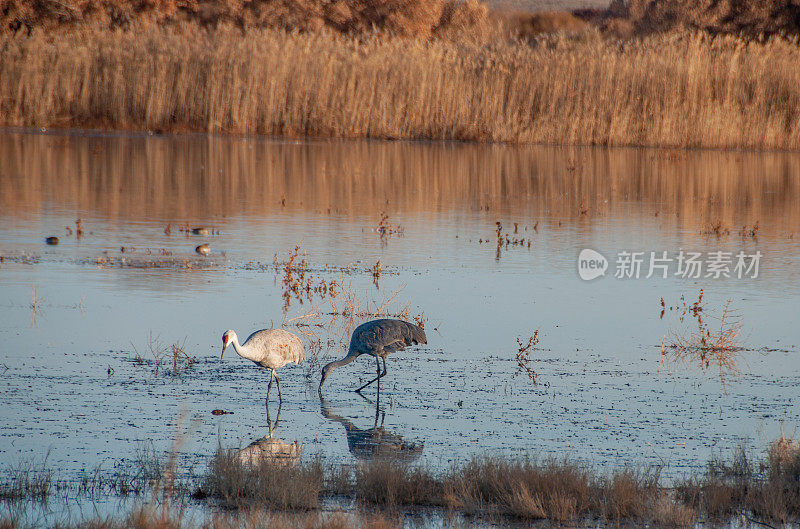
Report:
221,344,227,360
318,373,327,395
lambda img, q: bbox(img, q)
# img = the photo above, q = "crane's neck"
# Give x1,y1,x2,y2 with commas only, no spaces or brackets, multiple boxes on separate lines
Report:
320,353,358,389
230,334,254,361
325,354,358,372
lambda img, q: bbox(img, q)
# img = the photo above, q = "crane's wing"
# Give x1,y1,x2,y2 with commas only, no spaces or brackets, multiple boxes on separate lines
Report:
382,339,407,354
246,328,305,365
277,329,305,364
350,319,426,355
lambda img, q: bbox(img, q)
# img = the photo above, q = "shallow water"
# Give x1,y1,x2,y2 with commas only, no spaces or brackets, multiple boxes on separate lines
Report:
1,130,799,493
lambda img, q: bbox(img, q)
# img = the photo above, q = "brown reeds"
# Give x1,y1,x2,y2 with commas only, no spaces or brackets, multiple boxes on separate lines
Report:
354,459,439,506
677,438,800,523
203,448,324,509
2,21,800,149
130,333,196,376
515,330,539,385
1,506,401,529
272,244,341,311
661,298,744,387
3,438,799,525
0,458,51,502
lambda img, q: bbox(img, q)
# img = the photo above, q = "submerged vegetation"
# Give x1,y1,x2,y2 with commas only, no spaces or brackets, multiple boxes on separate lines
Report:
660,292,745,387
514,330,540,385
2,1,800,149
130,333,197,376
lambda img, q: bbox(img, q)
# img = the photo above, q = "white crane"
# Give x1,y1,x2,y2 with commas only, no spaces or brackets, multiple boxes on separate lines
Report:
221,328,305,405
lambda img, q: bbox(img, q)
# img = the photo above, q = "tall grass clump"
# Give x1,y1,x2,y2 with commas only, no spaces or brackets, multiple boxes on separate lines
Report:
202,447,323,509
2,21,800,149
677,437,800,523
354,459,440,506
442,456,594,520
593,468,661,520
0,459,52,502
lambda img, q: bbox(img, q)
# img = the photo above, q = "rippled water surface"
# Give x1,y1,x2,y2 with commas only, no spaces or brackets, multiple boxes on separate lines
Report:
1,130,799,488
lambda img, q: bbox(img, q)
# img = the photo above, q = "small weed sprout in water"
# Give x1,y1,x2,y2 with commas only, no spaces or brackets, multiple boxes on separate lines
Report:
376,213,403,241
29,284,43,327
371,260,382,288
273,244,341,311
739,222,760,238
0,457,52,502
662,290,705,323
492,221,532,260
130,333,196,376
515,330,540,385
661,294,744,387
169,341,196,375
702,220,731,237
131,331,165,369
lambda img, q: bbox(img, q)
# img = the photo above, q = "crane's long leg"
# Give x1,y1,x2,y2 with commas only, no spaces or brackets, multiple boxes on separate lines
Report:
266,369,274,403
267,400,282,435
275,372,283,404
355,355,386,393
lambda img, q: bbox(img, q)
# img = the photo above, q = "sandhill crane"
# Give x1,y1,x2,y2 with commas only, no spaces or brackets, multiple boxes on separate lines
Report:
221,328,305,405
318,319,426,394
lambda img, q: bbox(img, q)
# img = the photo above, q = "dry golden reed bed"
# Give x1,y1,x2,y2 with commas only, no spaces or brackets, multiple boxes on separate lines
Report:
2,437,799,527
2,4,800,149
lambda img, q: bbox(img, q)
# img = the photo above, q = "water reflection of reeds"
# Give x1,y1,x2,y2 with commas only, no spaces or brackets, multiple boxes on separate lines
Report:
1,131,799,235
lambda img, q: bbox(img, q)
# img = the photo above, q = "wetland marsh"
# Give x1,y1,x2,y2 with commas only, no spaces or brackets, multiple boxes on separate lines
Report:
1,130,799,526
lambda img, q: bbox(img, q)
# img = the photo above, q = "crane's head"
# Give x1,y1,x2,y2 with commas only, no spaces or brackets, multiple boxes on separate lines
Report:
221,330,235,360
318,362,334,394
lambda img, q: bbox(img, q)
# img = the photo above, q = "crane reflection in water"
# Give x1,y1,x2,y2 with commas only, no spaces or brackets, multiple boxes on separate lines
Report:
236,403,302,467
319,394,423,462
